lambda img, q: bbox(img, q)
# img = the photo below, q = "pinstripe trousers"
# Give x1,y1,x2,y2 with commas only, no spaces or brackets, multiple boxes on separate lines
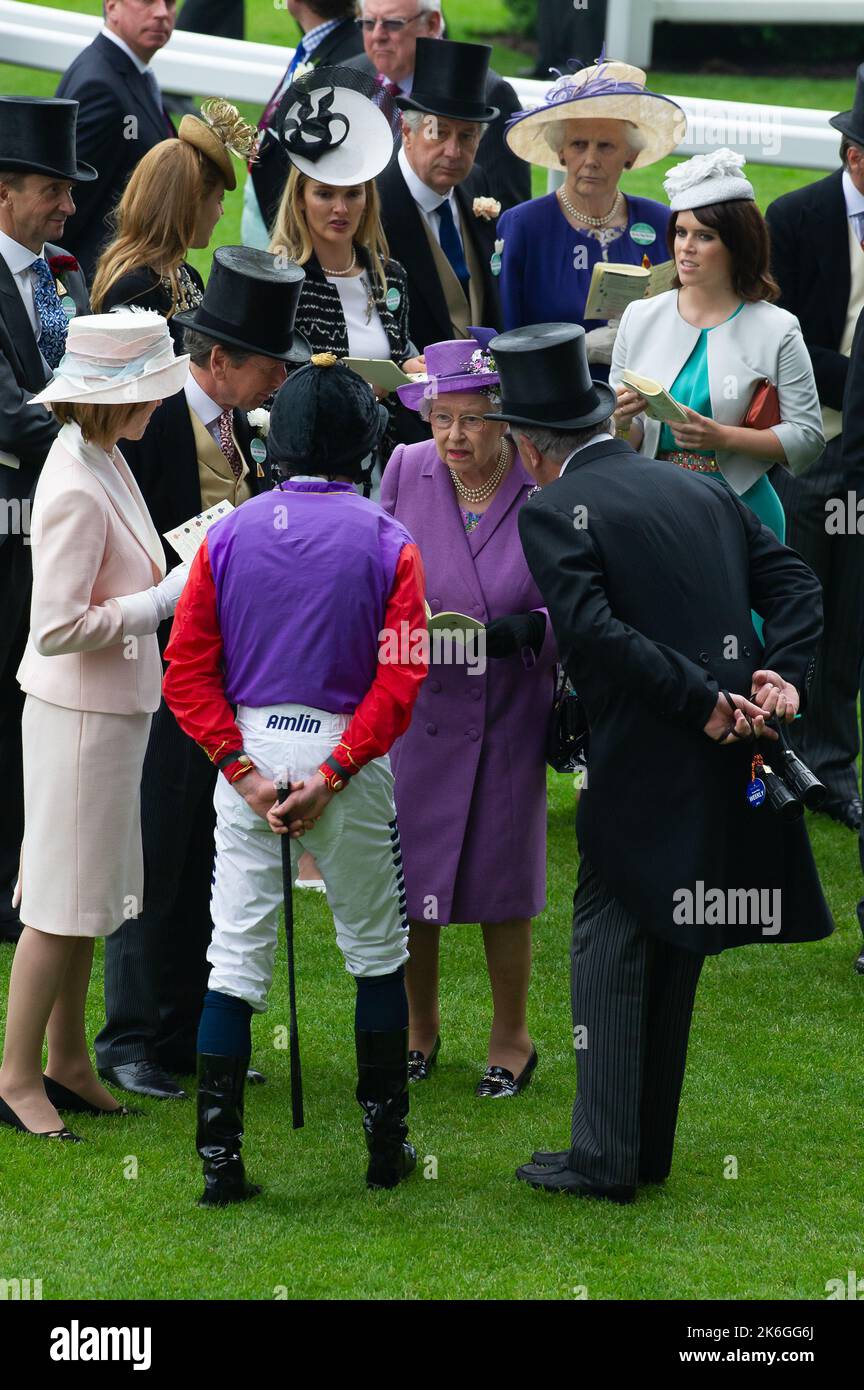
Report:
772,440,864,804
568,860,705,1188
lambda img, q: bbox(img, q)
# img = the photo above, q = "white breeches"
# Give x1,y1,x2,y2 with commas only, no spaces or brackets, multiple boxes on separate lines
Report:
207,704,409,1013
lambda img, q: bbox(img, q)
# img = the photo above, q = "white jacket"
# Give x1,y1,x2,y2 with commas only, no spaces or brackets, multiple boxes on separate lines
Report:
610,291,824,494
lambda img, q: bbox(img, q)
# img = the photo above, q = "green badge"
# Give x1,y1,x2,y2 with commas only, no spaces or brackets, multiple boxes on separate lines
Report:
61,295,77,320
490,253,502,277
250,438,267,465
385,286,401,311
630,222,656,246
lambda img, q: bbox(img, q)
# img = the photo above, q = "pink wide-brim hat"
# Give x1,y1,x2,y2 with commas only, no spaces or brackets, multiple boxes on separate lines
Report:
397,337,500,413
29,309,189,406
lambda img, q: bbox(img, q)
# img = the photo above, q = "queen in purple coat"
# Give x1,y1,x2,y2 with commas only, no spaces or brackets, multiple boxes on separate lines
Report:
380,338,557,1099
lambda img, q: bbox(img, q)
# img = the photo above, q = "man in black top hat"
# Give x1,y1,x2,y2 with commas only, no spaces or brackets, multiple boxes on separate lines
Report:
765,63,864,838
348,0,529,214
0,96,92,944
376,38,504,365
55,0,177,281
494,323,831,1202
94,249,311,1102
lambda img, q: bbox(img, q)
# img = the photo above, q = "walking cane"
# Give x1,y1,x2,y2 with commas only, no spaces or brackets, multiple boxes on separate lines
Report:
275,775,304,1129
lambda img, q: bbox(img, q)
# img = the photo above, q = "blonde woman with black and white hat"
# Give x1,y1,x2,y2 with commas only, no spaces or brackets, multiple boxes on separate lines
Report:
0,311,188,1141
269,65,425,446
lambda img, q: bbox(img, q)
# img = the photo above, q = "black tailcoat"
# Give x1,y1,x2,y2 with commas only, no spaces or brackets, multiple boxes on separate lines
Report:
376,159,502,353
250,18,366,232
0,240,89,923
519,438,833,955
56,33,176,281
119,391,260,563
765,169,851,411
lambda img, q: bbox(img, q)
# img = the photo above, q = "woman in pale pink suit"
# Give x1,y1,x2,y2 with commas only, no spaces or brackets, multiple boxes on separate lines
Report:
0,312,189,1141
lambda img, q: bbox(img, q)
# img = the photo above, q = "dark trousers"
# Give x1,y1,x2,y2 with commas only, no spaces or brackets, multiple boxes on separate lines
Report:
568,860,704,1187
94,699,217,1071
772,438,864,804
0,537,31,928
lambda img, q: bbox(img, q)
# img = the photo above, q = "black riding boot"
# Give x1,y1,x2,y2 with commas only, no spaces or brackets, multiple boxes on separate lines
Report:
196,1053,262,1207
355,1027,417,1190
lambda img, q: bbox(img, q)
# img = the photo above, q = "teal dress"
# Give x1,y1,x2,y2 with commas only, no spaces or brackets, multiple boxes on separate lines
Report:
658,304,786,541
658,305,784,641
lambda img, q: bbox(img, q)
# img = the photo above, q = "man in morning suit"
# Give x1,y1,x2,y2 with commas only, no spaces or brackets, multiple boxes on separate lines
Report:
349,0,530,213
765,64,864,834
495,324,832,1203
840,305,864,974
94,249,312,1100
377,37,503,365
0,97,92,944
244,0,365,246
55,0,177,281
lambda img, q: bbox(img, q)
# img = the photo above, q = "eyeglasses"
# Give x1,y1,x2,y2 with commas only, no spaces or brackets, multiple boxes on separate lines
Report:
357,14,425,34
429,412,488,433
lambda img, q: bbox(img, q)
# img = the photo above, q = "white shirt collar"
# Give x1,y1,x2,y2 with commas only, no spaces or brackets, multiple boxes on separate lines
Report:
398,145,454,213
0,227,43,275
185,370,224,430
101,26,151,75
842,168,864,219
559,432,615,476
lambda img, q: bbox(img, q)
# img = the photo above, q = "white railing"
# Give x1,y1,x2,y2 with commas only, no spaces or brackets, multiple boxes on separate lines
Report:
607,0,862,69
0,0,845,171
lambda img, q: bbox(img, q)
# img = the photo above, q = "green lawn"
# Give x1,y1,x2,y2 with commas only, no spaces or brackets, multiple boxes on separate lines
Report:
1,2,862,1303
0,774,861,1301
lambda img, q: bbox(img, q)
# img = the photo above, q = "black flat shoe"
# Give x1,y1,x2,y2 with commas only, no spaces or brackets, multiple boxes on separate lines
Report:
855,946,864,976
408,1036,440,1083
98,1061,188,1100
515,1160,634,1203
0,1092,83,1141
43,1075,141,1117
475,1046,537,1098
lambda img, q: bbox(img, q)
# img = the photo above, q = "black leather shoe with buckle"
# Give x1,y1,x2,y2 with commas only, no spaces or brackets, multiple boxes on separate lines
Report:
475,1046,537,1098
408,1035,440,1083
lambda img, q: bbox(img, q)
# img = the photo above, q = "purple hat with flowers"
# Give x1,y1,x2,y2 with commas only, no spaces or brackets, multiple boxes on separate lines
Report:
397,336,499,413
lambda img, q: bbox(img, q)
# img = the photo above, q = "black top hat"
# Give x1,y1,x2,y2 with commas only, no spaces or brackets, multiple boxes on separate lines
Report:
485,323,617,431
396,39,500,124
829,62,864,145
269,358,387,479
173,247,312,364
0,97,97,182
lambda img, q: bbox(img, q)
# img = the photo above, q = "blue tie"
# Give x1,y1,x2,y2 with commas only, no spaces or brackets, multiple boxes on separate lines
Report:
286,38,308,78
31,257,68,370
436,199,470,293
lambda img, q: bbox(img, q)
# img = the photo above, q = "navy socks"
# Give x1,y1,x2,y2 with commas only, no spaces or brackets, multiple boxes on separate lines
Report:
354,966,408,1032
197,989,253,1059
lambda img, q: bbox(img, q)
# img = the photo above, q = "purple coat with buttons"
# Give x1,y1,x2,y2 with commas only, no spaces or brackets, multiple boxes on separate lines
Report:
380,440,558,925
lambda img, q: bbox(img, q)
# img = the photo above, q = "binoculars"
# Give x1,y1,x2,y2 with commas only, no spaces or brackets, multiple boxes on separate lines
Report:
757,720,827,823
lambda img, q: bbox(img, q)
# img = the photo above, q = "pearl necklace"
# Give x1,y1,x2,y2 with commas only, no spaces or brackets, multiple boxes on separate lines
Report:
558,185,624,228
321,247,357,276
449,439,510,505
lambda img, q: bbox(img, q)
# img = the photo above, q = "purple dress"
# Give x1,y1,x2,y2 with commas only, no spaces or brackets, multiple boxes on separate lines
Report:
380,441,558,925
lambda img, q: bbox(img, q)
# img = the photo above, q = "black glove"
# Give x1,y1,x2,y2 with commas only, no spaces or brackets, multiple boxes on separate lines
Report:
484,612,546,659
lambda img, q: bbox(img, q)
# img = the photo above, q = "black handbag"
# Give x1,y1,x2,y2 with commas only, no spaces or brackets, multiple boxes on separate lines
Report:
546,667,589,773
